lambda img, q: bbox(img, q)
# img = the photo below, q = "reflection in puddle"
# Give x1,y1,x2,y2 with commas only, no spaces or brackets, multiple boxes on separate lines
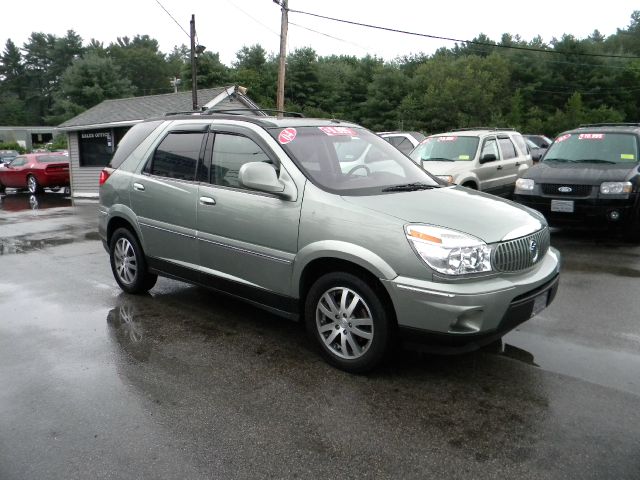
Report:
0,191,72,212
107,298,151,363
0,236,76,255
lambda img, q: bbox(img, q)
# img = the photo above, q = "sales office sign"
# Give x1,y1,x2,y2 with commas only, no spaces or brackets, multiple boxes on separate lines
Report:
81,130,113,148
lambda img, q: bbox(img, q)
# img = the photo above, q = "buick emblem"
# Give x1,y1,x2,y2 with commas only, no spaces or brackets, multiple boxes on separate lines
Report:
529,240,539,262
558,186,572,193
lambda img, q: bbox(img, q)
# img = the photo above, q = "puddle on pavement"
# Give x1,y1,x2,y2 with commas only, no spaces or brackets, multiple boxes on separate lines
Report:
0,192,72,213
503,329,640,396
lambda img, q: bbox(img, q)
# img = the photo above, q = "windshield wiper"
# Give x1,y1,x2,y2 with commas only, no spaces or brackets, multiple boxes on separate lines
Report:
573,159,617,164
382,182,440,192
544,158,576,163
422,157,455,162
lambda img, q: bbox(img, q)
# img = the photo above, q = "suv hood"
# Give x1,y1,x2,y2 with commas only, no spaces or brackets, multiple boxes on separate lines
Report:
526,161,639,183
420,161,472,176
342,186,544,244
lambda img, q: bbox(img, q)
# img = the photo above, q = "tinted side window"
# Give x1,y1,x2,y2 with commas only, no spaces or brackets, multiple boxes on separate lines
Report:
211,134,270,189
498,138,517,159
10,156,27,167
150,132,204,181
110,120,163,169
396,138,413,154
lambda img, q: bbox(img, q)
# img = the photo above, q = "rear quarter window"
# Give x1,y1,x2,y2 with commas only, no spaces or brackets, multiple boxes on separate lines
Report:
109,121,164,169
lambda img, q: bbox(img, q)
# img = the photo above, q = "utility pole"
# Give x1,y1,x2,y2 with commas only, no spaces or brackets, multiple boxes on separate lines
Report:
190,14,198,110
275,0,288,116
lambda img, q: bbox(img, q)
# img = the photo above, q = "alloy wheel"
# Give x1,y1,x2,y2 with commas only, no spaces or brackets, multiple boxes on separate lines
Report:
114,237,138,285
315,287,374,360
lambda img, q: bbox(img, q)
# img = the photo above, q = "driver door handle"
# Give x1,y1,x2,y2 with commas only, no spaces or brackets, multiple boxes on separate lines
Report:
133,182,145,191
496,165,503,170
199,196,216,206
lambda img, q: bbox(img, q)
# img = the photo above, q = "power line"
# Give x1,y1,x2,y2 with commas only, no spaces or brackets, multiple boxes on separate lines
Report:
288,8,640,60
289,21,370,52
225,0,280,37
153,0,190,39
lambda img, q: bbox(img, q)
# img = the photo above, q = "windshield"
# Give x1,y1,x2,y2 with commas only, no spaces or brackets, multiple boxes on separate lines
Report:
269,126,438,195
409,136,479,163
544,133,639,164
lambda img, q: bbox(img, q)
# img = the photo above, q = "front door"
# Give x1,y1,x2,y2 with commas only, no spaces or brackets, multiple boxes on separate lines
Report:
196,126,302,311
476,137,503,194
3,156,28,187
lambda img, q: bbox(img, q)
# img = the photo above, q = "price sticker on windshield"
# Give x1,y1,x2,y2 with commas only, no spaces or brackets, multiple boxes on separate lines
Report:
278,128,297,144
318,126,356,136
556,134,571,143
437,136,457,142
578,133,605,140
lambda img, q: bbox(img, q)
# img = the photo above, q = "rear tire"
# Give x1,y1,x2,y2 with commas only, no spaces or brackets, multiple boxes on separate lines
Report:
109,228,158,294
304,272,392,373
27,175,43,194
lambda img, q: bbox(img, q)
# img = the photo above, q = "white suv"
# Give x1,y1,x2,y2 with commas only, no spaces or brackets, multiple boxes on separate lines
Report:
409,129,532,197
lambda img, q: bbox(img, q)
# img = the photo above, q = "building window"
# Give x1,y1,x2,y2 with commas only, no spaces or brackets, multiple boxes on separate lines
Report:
78,129,114,167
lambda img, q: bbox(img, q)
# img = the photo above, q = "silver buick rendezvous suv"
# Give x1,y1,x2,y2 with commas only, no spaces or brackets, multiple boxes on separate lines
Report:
98,113,560,372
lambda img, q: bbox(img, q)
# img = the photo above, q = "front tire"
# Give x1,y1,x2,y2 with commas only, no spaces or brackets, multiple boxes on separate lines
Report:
304,272,392,373
27,175,43,194
109,228,158,294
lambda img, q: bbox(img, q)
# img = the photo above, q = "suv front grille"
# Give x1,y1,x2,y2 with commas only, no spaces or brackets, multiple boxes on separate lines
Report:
493,228,550,273
541,183,592,197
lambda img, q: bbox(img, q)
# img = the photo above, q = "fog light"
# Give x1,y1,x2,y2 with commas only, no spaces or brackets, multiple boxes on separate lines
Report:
608,210,621,221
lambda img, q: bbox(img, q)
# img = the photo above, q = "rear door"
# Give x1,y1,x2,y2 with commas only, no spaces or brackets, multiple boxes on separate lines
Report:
130,123,207,271
196,123,302,309
497,135,520,195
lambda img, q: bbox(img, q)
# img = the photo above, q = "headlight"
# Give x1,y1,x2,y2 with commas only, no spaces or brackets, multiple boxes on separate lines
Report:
405,225,492,275
516,178,535,191
437,175,454,184
600,182,632,194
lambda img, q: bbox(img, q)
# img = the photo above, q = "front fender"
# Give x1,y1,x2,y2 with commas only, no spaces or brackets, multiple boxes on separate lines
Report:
292,240,398,291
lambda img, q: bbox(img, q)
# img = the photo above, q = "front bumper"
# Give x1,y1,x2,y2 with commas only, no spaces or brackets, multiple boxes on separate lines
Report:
381,247,561,352
514,193,638,226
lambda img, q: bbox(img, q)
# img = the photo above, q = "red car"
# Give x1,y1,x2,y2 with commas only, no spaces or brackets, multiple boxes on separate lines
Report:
0,152,70,194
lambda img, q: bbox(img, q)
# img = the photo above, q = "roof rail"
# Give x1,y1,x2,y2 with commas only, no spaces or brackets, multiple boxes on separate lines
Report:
450,127,515,132
578,122,640,128
163,110,204,116
202,107,304,118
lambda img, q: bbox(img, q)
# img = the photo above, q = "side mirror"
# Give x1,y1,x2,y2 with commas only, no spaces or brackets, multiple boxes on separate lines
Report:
238,162,284,193
479,153,497,164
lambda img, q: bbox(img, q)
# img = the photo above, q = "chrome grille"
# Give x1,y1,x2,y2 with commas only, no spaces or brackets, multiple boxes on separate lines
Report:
492,228,550,272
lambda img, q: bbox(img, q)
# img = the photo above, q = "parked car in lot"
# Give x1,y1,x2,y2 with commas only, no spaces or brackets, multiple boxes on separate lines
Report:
409,128,533,197
514,124,640,239
525,137,546,163
99,113,560,372
0,152,70,194
524,134,553,149
0,149,19,167
378,131,426,155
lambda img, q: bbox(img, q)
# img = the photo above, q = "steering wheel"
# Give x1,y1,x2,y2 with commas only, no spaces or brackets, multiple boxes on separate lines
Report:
346,164,371,177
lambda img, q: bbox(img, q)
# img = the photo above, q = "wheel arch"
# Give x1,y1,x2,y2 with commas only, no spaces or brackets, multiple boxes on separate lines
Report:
295,243,398,324
106,210,143,247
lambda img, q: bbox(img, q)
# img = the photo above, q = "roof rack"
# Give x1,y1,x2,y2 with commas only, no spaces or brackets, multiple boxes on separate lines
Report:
202,108,304,118
578,123,640,128
163,110,204,116
450,127,515,132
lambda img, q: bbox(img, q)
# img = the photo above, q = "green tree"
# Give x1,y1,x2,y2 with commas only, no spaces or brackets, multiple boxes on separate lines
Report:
108,35,170,95
48,53,134,124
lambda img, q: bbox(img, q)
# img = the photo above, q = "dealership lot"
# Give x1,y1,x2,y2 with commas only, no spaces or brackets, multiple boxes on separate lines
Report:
1,194,639,479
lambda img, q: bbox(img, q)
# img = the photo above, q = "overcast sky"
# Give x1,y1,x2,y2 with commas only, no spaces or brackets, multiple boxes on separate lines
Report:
2,0,638,65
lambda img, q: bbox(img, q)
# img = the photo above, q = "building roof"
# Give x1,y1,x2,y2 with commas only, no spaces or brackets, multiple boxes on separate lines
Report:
58,86,260,130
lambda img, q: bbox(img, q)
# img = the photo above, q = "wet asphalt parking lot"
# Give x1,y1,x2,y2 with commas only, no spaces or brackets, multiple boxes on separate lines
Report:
0,192,639,480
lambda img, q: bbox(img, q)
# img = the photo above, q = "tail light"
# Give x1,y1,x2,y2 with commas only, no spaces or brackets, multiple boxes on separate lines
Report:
99,168,112,186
